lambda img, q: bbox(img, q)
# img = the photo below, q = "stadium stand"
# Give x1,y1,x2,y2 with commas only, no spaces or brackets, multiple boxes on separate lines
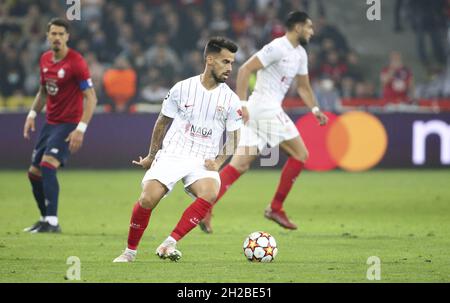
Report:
0,0,448,113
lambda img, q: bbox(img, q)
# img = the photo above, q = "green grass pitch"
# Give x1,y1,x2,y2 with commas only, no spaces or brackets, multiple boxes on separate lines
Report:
1,169,449,282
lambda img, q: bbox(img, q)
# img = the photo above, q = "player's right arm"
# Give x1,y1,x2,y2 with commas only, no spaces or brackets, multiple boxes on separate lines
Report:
133,82,179,169
237,41,282,123
133,112,173,169
24,85,47,140
236,55,264,123
236,55,264,101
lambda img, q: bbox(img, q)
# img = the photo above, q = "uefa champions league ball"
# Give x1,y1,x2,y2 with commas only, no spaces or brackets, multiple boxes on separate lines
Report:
243,231,278,262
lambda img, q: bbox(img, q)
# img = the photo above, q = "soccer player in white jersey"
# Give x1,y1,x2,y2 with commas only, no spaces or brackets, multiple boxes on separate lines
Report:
113,37,242,262
199,11,328,233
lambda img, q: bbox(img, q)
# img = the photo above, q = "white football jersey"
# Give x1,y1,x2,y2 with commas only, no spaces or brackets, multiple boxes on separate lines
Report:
159,75,242,159
249,36,308,110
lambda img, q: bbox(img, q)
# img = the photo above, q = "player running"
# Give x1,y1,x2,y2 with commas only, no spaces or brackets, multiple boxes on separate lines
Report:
199,11,328,233
23,18,98,233
113,37,241,262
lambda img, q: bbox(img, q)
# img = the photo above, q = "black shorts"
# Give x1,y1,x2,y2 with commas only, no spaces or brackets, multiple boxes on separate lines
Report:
31,122,77,167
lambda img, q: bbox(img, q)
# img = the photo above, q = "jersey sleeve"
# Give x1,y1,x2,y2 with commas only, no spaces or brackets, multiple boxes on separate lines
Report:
297,48,308,75
73,55,93,91
226,94,243,132
39,56,45,86
255,41,284,67
161,82,180,118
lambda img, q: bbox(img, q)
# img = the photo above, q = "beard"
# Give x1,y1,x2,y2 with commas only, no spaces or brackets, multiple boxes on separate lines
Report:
299,36,309,46
51,42,61,52
211,70,226,83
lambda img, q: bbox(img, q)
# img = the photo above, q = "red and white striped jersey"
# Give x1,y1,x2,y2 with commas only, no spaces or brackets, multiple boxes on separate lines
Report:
159,75,242,159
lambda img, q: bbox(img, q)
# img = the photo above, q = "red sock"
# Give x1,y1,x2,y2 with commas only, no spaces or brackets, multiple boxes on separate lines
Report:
271,157,304,211
215,164,241,204
171,198,212,241
127,202,152,250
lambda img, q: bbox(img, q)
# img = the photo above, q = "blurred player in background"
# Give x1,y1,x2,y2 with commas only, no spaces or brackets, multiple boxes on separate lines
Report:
23,18,98,233
199,11,328,233
113,37,241,262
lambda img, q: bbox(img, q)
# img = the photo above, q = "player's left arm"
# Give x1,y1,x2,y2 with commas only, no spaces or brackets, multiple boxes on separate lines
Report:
206,129,241,171
296,74,328,126
66,87,98,153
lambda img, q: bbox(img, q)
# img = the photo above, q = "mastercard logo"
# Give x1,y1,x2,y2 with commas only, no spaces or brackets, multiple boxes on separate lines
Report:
296,111,388,171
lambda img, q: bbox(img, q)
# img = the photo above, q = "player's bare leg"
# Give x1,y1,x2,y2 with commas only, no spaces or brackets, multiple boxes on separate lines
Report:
199,146,259,234
114,180,167,263
264,136,308,230
157,178,219,261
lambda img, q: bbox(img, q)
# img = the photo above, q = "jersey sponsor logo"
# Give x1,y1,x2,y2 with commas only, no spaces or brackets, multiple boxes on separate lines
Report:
185,123,213,139
57,68,65,79
237,109,243,117
50,148,59,154
45,79,59,96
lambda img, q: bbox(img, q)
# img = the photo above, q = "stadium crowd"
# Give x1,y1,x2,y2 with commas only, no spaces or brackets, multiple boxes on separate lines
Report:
0,0,449,112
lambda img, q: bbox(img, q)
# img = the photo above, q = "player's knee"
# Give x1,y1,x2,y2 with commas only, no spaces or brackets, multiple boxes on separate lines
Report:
138,194,158,209
28,166,41,176
300,149,309,162
291,149,309,163
197,191,217,204
41,155,61,168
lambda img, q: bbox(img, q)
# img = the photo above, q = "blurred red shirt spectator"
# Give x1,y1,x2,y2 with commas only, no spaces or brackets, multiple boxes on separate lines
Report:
380,51,414,104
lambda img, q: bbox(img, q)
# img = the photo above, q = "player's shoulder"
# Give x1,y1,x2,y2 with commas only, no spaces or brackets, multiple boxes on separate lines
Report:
262,36,290,56
179,75,199,87
221,84,240,103
296,44,308,57
171,75,198,92
268,36,286,47
219,82,234,94
40,50,53,62
67,48,86,62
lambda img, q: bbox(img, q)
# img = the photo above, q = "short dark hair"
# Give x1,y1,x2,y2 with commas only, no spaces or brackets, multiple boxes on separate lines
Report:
204,37,238,59
47,18,69,33
284,11,310,30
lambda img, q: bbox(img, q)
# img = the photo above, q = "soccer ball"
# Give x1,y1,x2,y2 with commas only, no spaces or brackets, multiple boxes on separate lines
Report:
243,231,278,262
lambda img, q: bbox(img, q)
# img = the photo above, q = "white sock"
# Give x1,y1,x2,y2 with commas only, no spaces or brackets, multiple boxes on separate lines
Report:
125,248,137,255
45,216,58,226
165,236,177,244
39,216,45,222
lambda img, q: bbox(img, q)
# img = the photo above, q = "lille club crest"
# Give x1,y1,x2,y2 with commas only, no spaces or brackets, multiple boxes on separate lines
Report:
57,68,65,79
